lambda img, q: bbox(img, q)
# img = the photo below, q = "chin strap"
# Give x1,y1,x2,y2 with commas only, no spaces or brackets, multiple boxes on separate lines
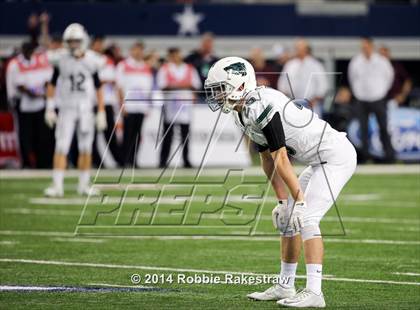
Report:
222,101,237,113
222,95,248,114
71,48,85,58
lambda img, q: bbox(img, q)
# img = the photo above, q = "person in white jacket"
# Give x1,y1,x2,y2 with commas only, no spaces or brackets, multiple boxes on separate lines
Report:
278,39,328,118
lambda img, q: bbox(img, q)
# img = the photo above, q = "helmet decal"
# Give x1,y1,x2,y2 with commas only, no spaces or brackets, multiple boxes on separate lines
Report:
205,57,257,114
223,62,247,76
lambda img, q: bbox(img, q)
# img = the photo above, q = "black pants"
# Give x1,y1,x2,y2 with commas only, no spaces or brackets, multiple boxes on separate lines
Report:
122,113,144,167
357,99,395,162
160,122,191,168
17,109,54,168
104,105,122,165
93,105,122,166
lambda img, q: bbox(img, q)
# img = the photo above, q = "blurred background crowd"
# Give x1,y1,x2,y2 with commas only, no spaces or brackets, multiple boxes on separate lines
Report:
0,0,419,169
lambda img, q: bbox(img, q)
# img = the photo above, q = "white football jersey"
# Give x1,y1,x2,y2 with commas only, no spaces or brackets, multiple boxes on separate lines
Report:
48,49,105,109
234,87,344,165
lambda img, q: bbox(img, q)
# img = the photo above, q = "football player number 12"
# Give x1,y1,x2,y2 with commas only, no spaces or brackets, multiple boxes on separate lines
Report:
69,73,86,92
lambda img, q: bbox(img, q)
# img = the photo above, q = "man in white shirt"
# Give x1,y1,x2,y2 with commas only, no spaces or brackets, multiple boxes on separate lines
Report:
116,42,154,167
277,39,328,118
157,47,201,168
6,42,53,168
348,37,395,162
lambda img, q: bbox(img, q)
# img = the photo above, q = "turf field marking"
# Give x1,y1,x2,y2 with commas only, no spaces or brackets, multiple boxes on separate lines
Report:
51,237,105,243
5,207,420,227
28,197,418,209
340,194,381,201
87,282,154,289
29,194,381,205
96,236,420,246
0,286,77,291
1,165,419,179
392,227,420,232
339,201,418,208
0,230,419,246
4,208,81,216
324,216,419,225
392,272,420,276
0,285,162,292
0,240,19,245
0,258,419,286
0,230,74,237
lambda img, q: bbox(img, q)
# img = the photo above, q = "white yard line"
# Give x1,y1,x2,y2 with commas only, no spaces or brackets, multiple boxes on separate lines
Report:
0,258,418,286
87,282,153,289
27,196,418,209
340,201,419,208
0,284,156,291
29,196,267,206
326,239,420,245
0,230,418,245
4,207,419,227
392,272,420,276
0,230,74,237
1,165,419,179
4,208,81,216
0,285,68,291
28,193,382,205
51,237,105,244
0,240,19,245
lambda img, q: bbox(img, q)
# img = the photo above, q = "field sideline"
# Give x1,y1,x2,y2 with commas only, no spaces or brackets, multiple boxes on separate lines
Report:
0,165,419,309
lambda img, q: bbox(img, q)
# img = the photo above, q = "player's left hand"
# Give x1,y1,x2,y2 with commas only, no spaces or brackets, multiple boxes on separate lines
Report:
96,110,107,131
289,201,306,232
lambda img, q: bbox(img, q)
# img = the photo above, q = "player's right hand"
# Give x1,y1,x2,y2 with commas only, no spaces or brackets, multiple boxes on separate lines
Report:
44,109,57,128
272,199,288,232
96,110,107,131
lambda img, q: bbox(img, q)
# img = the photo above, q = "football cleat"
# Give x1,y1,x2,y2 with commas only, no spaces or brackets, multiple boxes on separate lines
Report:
77,186,101,197
44,186,64,198
277,288,325,308
247,284,296,301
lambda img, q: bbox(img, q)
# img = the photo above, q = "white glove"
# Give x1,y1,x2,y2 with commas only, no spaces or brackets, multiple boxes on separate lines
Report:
289,201,306,233
272,200,288,232
44,108,57,128
96,110,107,131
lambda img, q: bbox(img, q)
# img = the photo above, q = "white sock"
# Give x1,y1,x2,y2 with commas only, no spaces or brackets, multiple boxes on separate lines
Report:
52,170,64,191
279,261,297,288
306,264,322,294
78,170,90,190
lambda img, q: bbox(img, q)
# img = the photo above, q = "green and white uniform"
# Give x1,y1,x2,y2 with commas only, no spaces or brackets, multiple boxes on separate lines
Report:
234,86,357,229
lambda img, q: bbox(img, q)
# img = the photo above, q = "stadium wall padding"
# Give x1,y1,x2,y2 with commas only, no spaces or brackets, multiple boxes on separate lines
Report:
0,3,419,37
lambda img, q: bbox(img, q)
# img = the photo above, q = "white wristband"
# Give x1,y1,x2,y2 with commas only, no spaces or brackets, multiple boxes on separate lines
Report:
46,98,55,110
278,199,288,206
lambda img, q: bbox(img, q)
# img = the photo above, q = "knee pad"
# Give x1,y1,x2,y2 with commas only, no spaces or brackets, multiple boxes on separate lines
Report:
301,225,321,241
280,230,299,238
78,132,94,154
55,140,70,155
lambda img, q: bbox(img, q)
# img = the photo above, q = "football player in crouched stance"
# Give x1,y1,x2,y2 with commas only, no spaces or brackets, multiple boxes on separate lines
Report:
44,23,107,197
205,57,357,308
